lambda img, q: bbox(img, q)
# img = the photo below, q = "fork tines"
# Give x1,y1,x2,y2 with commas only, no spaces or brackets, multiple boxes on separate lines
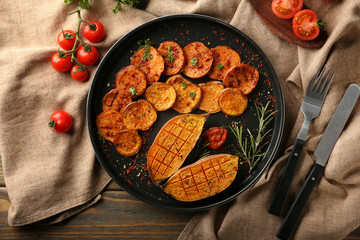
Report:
309,66,336,95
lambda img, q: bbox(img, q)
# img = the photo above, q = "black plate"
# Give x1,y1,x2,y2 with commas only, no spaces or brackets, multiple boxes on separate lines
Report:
87,14,284,211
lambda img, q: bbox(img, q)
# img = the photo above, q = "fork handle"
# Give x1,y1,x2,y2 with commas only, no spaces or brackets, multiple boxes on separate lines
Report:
276,163,324,240
268,138,305,216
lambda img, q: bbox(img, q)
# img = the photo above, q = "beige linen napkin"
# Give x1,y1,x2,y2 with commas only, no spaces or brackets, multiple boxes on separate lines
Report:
1,1,359,238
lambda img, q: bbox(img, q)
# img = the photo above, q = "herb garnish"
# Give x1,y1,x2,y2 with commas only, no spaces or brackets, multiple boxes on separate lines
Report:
167,45,174,63
191,57,197,66
65,0,148,13
181,81,187,89
217,64,224,70
230,101,275,170
189,91,196,98
137,39,153,61
129,87,138,96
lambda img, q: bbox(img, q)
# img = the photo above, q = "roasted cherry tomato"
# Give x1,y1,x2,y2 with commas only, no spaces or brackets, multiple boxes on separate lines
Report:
292,9,323,41
83,21,105,43
49,111,73,133
71,65,89,82
271,0,303,19
57,30,76,50
202,127,228,150
77,45,99,65
51,52,72,72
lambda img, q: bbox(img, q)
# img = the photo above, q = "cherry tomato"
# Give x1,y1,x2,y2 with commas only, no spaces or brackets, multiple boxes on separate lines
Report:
83,21,105,43
77,45,99,65
49,111,73,133
271,0,303,19
202,127,228,150
71,65,89,82
57,30,76,50
292,9,322,41
51,52,73,72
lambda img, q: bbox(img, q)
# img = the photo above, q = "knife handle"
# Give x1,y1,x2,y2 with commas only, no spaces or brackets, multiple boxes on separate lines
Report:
268,138,306,216
276,163,324,240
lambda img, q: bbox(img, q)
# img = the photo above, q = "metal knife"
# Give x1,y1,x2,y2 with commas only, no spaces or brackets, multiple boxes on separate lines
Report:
277,83,360,240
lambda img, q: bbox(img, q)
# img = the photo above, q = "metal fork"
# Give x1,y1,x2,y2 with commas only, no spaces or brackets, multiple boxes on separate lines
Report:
268,66,335,216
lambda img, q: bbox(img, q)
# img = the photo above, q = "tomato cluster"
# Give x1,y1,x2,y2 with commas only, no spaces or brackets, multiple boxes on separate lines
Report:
51,9,105,82
271,0,325,41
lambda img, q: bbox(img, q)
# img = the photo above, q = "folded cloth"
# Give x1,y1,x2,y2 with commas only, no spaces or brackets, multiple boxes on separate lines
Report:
177,0,360,239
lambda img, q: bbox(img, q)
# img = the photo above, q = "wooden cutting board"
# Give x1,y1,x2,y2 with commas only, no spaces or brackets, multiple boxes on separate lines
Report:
248,0,327,48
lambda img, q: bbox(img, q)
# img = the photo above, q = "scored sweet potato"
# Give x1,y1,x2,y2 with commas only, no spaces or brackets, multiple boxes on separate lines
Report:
207,46,241,81
223,64,259,95
122,99,157,131
157,41,185,75
147,114,208,185
145,82,176,111
115,65,147,97
102,89,132,113
183,42,213,79
162,154,239,202
166,75,202,114
219,88,248,116
131,46,164,85
96,110,126,142
198,81,224,114
114,130,142,157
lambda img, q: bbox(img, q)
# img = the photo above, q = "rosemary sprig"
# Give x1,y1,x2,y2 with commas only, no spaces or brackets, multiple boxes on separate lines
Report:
230,101,275,170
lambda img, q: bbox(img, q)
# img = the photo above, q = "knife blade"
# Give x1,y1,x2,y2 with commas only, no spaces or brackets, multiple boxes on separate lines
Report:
277,83,360,240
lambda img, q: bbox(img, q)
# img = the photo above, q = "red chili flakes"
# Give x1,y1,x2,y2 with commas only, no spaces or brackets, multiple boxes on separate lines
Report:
220,38,226,41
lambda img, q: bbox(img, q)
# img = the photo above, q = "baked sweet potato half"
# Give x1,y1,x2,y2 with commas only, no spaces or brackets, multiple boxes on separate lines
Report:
219,88,248,116
166,75,202,114
183,42,213,79
131,46,164,85
115,65,147,97
114,130,142,157
122,99,157,131
207,46,241,81
162,154,239,202
145,82,176,111
102,89,132,113
96,110,126,142
223,64,259,95
147,114,208,185
157,41,185,75
198,81,224,114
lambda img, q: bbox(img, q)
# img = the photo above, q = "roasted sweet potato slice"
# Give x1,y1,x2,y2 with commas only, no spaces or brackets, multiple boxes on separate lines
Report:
115,65,147,97
162,154,239,202
207,46,241,81
223,64,259,95
102,89,132,113
183,42,213,79
114,130,142,157
219,88,248,116
147,114,208,185
145,82,176,111
96,110,126,142
122,99,157,131
131,46,164,85
166,75,202,114
198,81,224,114
157,41,185,75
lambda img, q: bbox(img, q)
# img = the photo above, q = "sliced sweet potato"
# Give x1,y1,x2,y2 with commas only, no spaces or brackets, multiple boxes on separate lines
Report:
115,65,147,97
219,88,248,116
131,46,164,85
223,64,259,95
96,110,126,142
166,75,202,114
157,41,185,75
114,130,142,157
162,154,239,202
122,99,157,131
102,89,132,113
145,82,176,111
183,42,213,79
198,81,224,114
207,46,241,81
147,114,208,185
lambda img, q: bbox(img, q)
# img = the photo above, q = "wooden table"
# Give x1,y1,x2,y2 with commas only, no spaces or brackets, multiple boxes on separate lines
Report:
1,156,359,239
